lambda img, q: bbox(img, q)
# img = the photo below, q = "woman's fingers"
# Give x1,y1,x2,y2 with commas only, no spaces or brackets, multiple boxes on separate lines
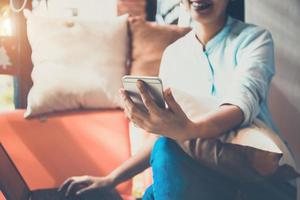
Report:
120,89,148,120
164,88,183,113
58,177,74,192
76,184,96,196
133,116,149,130
64,177,91,197
136,80,160,114
124,104,148,128
65,180,82,197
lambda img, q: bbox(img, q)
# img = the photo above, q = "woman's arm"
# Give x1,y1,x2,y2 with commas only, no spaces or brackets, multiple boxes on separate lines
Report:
109,134,158,185
120,81,244,141
59,134,158,196
187,104,244,139
190,30,275,139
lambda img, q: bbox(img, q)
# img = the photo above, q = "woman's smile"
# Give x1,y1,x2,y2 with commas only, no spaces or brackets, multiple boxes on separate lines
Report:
182,0,229,28
189,0,213,13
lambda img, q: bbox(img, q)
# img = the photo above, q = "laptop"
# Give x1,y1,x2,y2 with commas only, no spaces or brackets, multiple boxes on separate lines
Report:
0,143,122,200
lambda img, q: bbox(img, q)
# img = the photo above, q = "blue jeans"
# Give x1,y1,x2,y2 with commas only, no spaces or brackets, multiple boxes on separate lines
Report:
142,137,296,200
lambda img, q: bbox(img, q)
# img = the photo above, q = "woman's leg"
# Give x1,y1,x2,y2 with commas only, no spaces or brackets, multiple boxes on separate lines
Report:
238,180,297,200
142,185,155,200
147,137,238,200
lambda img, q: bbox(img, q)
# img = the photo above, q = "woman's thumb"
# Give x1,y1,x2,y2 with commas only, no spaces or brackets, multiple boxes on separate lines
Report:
164,88,181,113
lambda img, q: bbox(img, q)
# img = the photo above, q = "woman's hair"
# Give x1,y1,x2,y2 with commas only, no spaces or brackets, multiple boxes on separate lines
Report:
227,0,245,21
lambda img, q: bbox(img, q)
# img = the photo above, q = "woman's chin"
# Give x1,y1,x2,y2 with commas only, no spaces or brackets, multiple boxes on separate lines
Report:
191,13,214,24
190,7,215,23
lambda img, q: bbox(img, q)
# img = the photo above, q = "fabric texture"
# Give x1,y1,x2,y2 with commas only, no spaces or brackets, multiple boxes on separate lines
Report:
143,137,297,200
128,17,190,76
159,16,298,182
24,10,128,118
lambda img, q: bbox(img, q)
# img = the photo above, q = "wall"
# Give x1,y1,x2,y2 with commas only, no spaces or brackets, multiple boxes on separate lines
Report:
32,0,117,19
246,0,300,198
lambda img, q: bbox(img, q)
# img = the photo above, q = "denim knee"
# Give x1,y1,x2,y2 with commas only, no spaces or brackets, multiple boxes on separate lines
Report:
150,137,178,165
142,185,154,200
150,137,189,199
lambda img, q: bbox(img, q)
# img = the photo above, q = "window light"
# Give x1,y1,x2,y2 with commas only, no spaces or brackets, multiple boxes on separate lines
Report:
0,6,12,37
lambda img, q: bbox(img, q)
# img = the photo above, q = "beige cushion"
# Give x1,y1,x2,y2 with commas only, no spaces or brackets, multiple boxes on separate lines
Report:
172,88,299,181
24,10,128,118
128,17,191,76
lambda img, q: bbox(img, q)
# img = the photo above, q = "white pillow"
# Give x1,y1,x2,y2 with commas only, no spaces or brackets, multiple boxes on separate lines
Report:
24,10,128,118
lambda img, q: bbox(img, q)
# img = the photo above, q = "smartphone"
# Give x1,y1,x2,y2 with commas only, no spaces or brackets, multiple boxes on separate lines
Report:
122,76,165,110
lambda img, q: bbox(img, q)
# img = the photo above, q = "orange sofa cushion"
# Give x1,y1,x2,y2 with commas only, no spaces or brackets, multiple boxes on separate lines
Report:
0,192,5,200
0,110,132,198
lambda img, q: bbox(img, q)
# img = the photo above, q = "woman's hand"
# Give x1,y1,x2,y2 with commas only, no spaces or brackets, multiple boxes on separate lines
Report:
58,175,115,197
120,80,195,141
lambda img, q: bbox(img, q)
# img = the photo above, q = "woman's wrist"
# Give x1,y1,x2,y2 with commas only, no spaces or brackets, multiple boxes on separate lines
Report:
175,119,199,141
107,167,134,187
187,120,200,140
105,172,120,188
182,118,206,141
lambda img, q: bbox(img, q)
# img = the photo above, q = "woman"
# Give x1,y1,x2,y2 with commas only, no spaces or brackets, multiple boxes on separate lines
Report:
59,0,297,199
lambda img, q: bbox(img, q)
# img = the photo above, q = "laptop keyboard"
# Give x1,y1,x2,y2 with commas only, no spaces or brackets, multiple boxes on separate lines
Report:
31,188,123,200
31,188,79,200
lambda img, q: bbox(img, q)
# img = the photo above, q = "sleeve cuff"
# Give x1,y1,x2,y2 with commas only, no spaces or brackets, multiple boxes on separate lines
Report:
219,93,259,127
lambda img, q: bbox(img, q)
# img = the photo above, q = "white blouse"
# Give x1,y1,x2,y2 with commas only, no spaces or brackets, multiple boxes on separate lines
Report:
159,16,297,185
